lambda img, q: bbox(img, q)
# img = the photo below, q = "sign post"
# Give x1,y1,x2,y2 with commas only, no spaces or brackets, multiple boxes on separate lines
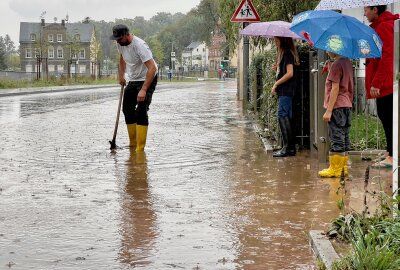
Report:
231,0,260,104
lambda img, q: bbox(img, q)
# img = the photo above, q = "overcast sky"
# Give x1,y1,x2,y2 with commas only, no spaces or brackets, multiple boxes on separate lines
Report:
0,0,202,44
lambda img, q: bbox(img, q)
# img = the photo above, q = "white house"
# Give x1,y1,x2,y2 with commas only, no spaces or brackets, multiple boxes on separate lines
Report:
181,41,208,71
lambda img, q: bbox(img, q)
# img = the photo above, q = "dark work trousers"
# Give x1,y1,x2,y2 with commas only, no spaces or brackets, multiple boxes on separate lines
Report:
328,107,352,153
122,75,158,126
376,94,393,156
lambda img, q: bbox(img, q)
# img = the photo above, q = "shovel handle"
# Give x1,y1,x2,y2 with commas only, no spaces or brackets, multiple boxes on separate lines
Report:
110,85,124,149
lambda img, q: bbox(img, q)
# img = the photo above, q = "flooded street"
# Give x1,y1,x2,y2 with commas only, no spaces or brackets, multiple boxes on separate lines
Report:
0,80,383,269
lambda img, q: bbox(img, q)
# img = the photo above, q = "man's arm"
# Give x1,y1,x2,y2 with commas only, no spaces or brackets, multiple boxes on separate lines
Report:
137,59,157,102
323,82,339,122
119,55,126,86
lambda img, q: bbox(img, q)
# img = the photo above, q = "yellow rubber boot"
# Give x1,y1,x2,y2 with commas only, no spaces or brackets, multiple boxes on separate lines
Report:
319,155,345,178
136,125,148,152
127,124,137,148
319,155,334,176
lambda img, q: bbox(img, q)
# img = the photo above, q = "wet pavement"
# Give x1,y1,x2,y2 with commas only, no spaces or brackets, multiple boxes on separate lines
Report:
0,80,393,269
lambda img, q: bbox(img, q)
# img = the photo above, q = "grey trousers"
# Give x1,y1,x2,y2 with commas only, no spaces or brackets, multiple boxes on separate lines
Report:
328,107,351,152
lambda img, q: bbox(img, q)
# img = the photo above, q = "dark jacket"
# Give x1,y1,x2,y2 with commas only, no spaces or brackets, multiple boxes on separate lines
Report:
365,11,399,99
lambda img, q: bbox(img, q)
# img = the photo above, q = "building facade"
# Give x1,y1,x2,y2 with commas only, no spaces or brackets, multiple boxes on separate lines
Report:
19,19,95,76
208,28,226,71
181,41,208,71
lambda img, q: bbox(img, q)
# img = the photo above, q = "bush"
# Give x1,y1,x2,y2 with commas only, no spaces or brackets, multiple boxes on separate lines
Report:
349,114,386,151
249,45,280,145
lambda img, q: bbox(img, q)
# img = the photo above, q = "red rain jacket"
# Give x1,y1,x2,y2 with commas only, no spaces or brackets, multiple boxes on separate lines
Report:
365,11,399,99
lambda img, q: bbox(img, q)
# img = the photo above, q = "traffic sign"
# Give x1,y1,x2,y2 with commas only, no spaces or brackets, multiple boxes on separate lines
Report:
231,0,261,22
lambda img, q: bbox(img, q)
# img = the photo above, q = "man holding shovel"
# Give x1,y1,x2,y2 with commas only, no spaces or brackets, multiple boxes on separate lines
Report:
110,24,158,152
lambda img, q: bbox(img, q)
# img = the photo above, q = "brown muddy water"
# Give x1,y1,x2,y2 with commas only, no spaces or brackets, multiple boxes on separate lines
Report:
0,81,389,270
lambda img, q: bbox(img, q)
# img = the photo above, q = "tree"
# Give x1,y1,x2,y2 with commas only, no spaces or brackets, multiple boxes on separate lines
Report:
90,30,102,77
194,0,220,45
90,30,102,64
218,0,320,51
0,42,6,70
157,30,175,67
3,35,16,67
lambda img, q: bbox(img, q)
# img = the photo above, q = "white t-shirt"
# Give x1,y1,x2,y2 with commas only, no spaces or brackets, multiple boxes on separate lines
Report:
117,36,158,81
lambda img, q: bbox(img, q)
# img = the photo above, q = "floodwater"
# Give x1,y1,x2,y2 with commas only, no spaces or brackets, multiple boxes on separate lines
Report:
0,81,389,270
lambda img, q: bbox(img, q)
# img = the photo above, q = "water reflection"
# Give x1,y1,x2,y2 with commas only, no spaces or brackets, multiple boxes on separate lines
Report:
321,178,343,202
118,150,157,267
0,88,116,124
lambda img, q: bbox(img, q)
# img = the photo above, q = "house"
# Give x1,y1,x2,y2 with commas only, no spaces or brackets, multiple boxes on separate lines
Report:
181,41,208,71
208,28,226,70
19,19,96,76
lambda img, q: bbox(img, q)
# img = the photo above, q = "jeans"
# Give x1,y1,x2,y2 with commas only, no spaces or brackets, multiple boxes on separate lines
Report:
277,96,293,119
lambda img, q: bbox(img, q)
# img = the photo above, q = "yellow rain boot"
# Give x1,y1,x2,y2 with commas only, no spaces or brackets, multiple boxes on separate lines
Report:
127,124,137,148
319,154,346,178
319,153,335,176
136,125,148,152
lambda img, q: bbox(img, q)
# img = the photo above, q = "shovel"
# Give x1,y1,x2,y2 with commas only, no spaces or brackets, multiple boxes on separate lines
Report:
109,85,124,150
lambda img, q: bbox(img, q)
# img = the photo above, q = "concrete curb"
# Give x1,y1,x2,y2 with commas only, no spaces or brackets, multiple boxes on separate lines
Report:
253,124,274,151
309,230,340,269
0,84,117,97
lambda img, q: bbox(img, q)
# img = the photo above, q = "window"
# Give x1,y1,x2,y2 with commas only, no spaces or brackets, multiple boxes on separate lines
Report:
57,65,64,72
48,34,54,42
79,65,86,74
57,47,63,58
48,65,55,72
70,49,78,59
48,46,54,58
35,48,40,58
79,49,85,59
57,34,63,42
30,34,36,41
26,48,32,58
25,64,33,72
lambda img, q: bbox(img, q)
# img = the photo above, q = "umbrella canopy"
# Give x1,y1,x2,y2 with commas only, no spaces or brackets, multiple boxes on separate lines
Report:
240,21,301,39
290,10,382,59
315,0,395,10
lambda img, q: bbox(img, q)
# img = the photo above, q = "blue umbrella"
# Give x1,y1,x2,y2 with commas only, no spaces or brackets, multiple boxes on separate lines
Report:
290,10,382,59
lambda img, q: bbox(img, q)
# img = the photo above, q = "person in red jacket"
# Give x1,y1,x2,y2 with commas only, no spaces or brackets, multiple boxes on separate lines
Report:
364,5,399,168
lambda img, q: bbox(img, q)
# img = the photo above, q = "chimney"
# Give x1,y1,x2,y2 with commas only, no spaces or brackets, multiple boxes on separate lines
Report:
61,19,65,26
41,18,45,26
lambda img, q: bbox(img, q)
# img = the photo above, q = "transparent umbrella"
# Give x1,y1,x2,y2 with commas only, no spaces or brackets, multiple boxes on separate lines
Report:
240,21,301,39
315,0,395,10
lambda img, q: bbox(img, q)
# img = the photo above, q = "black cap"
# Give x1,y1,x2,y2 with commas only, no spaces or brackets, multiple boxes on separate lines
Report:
110,24,129,40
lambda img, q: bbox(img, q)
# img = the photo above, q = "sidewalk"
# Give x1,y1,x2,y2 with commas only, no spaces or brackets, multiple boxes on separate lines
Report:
0,84,117,97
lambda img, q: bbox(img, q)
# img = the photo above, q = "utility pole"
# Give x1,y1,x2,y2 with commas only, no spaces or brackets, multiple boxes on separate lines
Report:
170,42,175,71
